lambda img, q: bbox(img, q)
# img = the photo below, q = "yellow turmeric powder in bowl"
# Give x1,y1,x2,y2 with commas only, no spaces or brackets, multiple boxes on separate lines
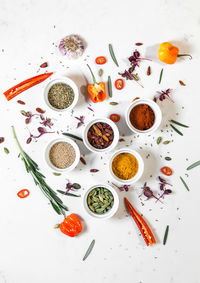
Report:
112,153,138,180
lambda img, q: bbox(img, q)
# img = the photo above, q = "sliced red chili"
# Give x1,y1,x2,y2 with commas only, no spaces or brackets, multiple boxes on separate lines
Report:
115,79,124,90
110,114,120,122
17,189,30,198
95,56,107,65
161,166,173,176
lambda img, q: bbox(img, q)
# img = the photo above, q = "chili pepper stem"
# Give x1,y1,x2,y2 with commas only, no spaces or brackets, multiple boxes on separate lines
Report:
87,64,97,85
177,54,192,60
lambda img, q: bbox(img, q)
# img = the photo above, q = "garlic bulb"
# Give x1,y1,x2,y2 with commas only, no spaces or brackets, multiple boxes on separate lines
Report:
59,34,85,59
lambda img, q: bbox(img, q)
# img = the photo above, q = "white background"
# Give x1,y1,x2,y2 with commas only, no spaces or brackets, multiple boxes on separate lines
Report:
0,0,200,282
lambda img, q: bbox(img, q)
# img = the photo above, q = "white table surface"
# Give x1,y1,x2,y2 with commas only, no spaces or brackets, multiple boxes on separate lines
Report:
0,0,200,282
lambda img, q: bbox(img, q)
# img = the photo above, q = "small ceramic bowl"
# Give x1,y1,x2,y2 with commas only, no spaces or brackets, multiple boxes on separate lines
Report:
45,137,80,173
126,98,162,134
44,77,79,112
109,148,144,184
83,184,119,219
82,118,119,153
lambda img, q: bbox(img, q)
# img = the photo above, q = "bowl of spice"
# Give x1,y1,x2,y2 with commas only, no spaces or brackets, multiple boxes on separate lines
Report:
83,184,119,219
44,77,79,112
126,98,162,134
109,148,144,184
83,118,119,153
45,137,80,172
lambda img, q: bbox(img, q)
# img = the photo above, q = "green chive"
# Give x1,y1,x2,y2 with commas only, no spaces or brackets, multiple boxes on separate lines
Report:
180,176,190,191
159,68,163,84
170,124,183,136
163,225,169,245
82,239,95,261
109,44,119,67
62,133,83,141
4,147,9,154
110,102,118,105
187,160,200,170
170,120,189,128
108,76,112,97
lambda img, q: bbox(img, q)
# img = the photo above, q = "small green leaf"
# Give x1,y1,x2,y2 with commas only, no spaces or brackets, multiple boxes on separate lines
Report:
170,120,189,128
163,225,169,245
170,124,183,136
110,102,118,105
4,147,9,154
163,140,170,145
187,160,200,170
157,137,162,144
82,239,95,261
108,76,112,97
159,68,163,84
180,176,190,191
109,44,119,67
53,172,61,176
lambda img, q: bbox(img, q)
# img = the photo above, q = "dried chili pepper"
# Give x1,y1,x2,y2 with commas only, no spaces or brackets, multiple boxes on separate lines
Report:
59,214,82,237
87,65,106,103
124,197,156,246
17,189,30,198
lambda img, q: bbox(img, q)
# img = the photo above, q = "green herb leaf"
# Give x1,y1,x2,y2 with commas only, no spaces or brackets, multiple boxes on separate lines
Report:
57,190,81,197
53,172,61,176
72,183,81,189
62,132,83,141
163,225,169,245
98,69,103,77
170,119,189,128
170,124,183,136
108,75,112,97
157,137,162,144
82,239,95,261
159,68,163,84
180,176,190,191
163,140,170,145
187,160,200,170
110,102,118,105
109,44,119,67
4,147,9,154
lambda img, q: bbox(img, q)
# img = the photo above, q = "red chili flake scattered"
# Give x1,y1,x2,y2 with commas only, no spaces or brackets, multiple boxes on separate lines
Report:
40,62,48,68
17,100,25,105
80,157,86,165
90,169,99,173
147,66,151,76
135,43,143,46
179,80,186,86
36,107,45,114
0,137,5,143
119,138,125,142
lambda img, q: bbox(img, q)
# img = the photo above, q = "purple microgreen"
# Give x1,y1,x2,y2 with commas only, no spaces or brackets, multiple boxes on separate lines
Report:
155,89,174,103
88,106,94,112
27,127,54,143
112,182,130,192
75,116,84,128
156,189,172,202
65,181,81,194
158,176,172,186
40,117,53,128
140,183,163,203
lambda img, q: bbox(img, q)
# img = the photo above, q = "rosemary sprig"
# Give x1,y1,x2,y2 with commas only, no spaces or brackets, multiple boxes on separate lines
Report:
62,132,83,141
170,124,183,136
180,176,190,191
170,119,189,128
109,44,119,67
187,160,200,170
82,239,95,261
159,68,163,84
12,126,68,216
108,75,112,97
163,225,169,245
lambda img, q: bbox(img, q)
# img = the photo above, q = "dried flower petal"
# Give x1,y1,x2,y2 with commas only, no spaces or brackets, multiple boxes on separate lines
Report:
59,34,85,59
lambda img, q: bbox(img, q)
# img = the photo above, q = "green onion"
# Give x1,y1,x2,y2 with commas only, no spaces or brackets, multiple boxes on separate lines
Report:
109,44,119,67
187,160,200,170
170,120,189,128
180,176,190,191
163,225,169,245
82,239,95,261
170,124,183,136
108,76,112,97
62,133,83,141
159,68,163,84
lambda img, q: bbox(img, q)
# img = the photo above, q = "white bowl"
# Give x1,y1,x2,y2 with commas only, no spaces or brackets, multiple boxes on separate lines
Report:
82,118,119,153
44,77,79,112
83,184,119,219
126,98,162,134
44,137,80,172
109,148,144,184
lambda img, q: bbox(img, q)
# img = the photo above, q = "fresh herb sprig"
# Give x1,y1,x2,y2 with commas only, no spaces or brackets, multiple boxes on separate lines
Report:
159,68,163,84
12,126,68,216
82,239,95,261
187,160,200,170
170,124,183,136
62,132,83,141
180,176,190,191
108,75,112,97
163,225,169,245
109,44,119,67
170,120,189,128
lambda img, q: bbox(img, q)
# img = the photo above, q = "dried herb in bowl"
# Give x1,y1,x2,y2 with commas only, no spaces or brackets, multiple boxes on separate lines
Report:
87,187,114,214
48,83,74,109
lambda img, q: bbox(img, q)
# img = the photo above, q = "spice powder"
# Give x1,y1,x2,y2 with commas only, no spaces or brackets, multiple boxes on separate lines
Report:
112,153,138,180
49,142,76,169
129,104,155,130
48,83,74,109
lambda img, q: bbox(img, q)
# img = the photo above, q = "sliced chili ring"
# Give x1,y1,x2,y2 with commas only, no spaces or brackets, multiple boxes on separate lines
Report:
17,189,30,198
95,56,107,65
115,79,124,90
161,166,173,176
109,114,120,122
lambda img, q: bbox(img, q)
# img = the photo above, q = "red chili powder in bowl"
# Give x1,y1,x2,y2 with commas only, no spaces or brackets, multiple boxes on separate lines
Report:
129,104,155,130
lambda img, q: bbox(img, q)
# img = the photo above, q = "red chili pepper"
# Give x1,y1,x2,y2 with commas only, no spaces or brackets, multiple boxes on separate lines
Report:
59,214,82,237
161,166,173,176
17,189,30,198
4,72,53,101
124,197,156,246
115,79,124,90
109,114,120,122
95,56,107,65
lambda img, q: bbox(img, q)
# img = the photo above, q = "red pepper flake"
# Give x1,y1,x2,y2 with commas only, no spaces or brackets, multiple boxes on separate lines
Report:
147,66,151,76
40,62,48,68
17,100,25,105
179,80,186,86
90,169,99,173
36,107,45,114
119,138,125,142
135,43,143,46
17,189,30,198
80,157,86,165
0,137,5,143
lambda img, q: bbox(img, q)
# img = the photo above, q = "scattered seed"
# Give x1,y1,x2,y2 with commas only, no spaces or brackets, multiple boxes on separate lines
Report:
163,141,170,144
40,62,48,68
165,157,172,161
0,137,5,144
110,102,118,105
53,172,61,176
90,169,99,173
179,80,186,86
99,69,103,76
157,137,162,144
147,66,151,76
80,157,86,165
119,138,125,142
135,43,143,46
17,100,25,105
4,147,9,154
26,137,32,144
